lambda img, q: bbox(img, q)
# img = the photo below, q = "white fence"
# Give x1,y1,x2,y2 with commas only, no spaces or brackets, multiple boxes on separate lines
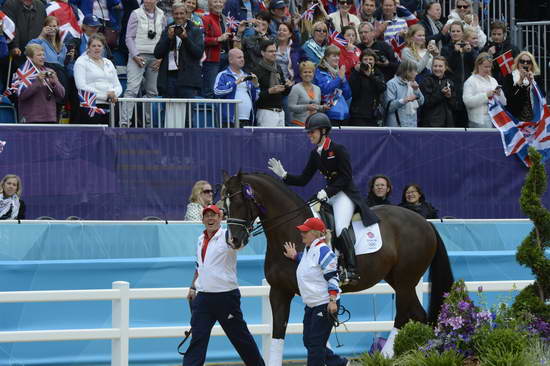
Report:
109,97,241,128
0,279,533,366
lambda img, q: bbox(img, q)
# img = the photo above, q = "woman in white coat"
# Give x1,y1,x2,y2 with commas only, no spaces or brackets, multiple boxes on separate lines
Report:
74,34,122,125
463,52,506,128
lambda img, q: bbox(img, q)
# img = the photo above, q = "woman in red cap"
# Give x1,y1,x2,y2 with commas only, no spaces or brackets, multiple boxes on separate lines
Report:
283,217,349,366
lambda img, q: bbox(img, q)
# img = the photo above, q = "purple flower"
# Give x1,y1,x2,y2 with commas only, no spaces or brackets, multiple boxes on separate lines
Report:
458,301,470,311
448,316,465,330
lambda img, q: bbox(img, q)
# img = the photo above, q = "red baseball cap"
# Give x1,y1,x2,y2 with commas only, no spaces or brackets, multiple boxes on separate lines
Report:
296,217,326,232
202,204,221,216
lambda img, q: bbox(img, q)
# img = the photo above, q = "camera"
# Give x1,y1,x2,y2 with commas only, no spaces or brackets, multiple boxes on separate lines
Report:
457,42,467,47
147,30,157,39
174,25,184,36
378,55,388,64
242,75,254,81
44,71,54,77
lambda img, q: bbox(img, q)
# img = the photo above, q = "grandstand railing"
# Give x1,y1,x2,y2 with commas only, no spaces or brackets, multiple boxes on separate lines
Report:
0,279,533,366
516,21,550,96
110,97,242,128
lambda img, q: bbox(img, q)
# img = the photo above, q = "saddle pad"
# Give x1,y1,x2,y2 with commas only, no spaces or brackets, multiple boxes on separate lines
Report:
352,221,383,255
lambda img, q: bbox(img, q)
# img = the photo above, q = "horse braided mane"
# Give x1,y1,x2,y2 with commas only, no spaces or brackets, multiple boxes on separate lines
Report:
244,172,306,208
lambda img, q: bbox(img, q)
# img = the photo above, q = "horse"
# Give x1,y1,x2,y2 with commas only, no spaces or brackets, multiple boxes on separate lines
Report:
221,171,454,365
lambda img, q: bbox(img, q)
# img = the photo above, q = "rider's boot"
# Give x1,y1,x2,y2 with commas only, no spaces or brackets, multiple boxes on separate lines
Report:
338,228,360,285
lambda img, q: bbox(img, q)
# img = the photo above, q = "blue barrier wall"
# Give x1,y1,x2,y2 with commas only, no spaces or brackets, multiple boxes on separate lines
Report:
0,126,548,220
0,221,537,366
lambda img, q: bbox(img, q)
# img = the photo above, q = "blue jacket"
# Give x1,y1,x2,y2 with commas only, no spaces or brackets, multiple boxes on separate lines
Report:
70,0,122,30
222,0,260,21
0,35,8,59
214,67,259,125
28,38,67,66
314,68,351,121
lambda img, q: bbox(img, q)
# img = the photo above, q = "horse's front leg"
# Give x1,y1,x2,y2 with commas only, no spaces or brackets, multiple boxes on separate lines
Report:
267,286,294,366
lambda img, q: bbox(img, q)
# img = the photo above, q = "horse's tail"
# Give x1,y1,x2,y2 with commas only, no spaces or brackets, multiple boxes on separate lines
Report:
427,222,454,324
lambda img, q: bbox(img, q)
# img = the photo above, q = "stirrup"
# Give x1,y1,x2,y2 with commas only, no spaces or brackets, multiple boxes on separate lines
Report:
341,268,360,286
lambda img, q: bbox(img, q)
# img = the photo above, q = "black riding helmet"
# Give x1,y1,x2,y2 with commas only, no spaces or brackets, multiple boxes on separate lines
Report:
304,113,332,134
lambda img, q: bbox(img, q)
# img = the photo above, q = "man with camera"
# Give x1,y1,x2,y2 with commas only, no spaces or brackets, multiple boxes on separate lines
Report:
357,21,398,82
154,2,204,99
254,39,293,127
239,11,273,72
213,48,259,126
120,0,166,127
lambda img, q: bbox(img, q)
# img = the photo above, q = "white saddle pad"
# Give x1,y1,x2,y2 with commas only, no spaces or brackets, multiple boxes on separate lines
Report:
351,221,383,255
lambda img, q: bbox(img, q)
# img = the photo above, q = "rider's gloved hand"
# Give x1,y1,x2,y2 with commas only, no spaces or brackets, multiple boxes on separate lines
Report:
268,158,287,179
317,189,328,202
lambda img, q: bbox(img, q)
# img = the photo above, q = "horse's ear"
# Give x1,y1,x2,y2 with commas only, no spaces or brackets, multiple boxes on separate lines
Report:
222,170,231,182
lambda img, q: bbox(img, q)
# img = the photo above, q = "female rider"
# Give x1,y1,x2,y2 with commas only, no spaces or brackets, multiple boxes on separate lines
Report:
268,112,379,284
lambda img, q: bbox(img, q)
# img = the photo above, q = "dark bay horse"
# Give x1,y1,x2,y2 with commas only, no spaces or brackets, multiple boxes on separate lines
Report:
222,171,453,363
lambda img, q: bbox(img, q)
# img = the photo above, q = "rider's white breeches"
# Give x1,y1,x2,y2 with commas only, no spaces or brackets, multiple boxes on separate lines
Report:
327,191,354,237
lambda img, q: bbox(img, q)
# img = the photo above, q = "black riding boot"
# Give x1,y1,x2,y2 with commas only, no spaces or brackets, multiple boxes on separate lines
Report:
338,228,360,285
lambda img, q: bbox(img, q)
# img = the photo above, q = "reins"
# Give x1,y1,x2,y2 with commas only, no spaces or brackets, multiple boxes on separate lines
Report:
249,198,320,237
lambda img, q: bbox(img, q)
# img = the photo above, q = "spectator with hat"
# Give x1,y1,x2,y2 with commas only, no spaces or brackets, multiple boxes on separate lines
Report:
268,0,287,36
283,217,348,366
71,0,123,33
183,204,265,366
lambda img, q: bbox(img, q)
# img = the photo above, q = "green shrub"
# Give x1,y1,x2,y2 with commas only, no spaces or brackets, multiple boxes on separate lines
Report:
524,337,550,366
358,351,393,366
473,327,529,360
393,350,464,366
479,344,529,366
393,321,434,357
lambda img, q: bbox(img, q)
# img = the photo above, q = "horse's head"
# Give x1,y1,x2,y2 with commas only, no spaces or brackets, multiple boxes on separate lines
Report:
222,171,265,249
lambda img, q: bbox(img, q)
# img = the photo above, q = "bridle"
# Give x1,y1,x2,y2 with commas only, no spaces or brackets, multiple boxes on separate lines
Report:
223,181,319,247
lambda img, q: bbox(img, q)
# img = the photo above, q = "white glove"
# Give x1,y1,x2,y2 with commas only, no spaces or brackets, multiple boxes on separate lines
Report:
268,158,287,179
317,189,328,202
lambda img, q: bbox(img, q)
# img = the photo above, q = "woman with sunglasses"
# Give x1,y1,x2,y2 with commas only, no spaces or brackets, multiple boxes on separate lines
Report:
327,0,360,33
445,0,487,48
302,21,328,65
184,180,214,221
503,51,543,121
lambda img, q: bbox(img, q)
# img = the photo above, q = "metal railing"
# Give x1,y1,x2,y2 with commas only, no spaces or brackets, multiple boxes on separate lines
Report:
109,98,241,128
516,21,550,95
0,279,534,366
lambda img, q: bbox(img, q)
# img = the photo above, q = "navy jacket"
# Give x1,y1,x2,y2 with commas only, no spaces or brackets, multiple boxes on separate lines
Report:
154,20,204,92
284,138,379,227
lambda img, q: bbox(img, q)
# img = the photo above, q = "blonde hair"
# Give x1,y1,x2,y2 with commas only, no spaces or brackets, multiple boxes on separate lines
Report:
473,52,493,74
43,16,63,53
463,28,476,40
322,45,340,60
188,180,211,205
405,24,426,60
513,51,540,75
299,60,316,73
24,43,44,58
0,174,23,196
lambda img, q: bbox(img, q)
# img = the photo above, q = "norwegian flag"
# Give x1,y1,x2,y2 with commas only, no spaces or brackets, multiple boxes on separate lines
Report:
78,90,106,117
0,11,16,40
329,29,348,49
0,140,5,154
4,59,39,97
300,3,318,22
389,35,406,59
495,50,514,77
225,14,240,32
489,82,550,167
46,1,83,41
396,5,418,27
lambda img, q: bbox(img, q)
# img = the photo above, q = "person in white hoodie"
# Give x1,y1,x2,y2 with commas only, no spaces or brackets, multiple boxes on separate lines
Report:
74,34,122,124
463,52,506,128
445,0,487,48
283,218,349,366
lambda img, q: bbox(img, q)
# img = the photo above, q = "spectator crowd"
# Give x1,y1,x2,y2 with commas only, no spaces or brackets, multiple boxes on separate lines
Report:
0,0,542,127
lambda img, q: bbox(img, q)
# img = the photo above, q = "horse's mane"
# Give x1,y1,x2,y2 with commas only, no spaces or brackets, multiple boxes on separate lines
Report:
244,172,306,208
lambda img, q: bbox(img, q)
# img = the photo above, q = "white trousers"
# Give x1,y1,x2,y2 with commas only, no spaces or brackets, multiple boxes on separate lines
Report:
327,191,354,237
256,108,285,127
121,53,159,125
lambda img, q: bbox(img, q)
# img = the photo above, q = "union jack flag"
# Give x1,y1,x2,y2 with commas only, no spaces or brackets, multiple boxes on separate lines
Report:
389,34,406,59
323,88,341,107
258,0,267,12
396,5,418,27
489,83,550,167
329,29,348,48
300,3,318,22
78,90,106,117
225,13,240,32
4,59,39,97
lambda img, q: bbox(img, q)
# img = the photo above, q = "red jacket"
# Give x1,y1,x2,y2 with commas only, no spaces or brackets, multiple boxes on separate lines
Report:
339,46,360,79
202,12,224,62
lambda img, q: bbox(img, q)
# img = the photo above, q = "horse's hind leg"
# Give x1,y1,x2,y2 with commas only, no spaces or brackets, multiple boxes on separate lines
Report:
267,287,294,366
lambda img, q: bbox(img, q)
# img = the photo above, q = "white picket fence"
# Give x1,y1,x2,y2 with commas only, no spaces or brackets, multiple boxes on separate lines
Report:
0,279,534,365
